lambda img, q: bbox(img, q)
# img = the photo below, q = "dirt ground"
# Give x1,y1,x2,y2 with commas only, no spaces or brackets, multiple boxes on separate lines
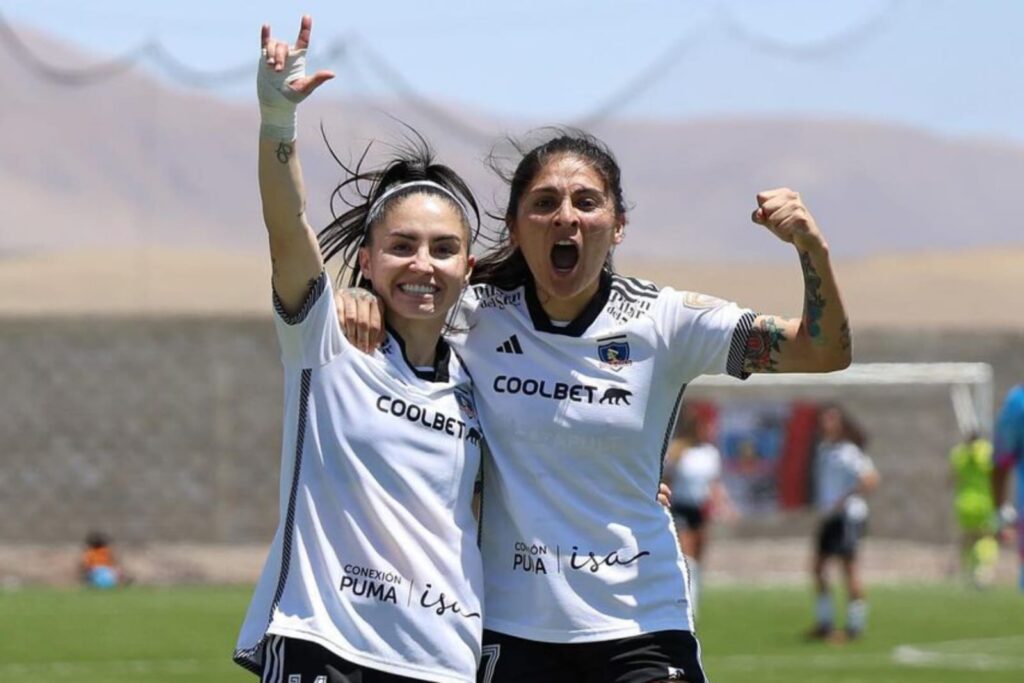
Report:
2,538,1018,589
3,247,1024,330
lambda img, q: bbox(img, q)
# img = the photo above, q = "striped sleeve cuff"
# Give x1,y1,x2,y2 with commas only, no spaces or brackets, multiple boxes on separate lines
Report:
273,271,328,326
726,311,757,379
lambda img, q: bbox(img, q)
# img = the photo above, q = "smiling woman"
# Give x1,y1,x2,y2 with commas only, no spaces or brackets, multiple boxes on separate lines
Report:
233,15,488,683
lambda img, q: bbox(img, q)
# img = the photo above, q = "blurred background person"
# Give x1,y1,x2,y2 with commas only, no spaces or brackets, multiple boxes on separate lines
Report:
807,405,879,642
663,406,737,617
79,531,125,590
993,383,1024,592
948,431,999,587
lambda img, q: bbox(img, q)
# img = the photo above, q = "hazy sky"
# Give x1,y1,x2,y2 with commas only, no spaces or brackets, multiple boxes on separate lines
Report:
5,0,1023,144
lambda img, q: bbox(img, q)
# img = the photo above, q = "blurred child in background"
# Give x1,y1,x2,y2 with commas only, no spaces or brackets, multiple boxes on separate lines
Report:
79,531,124,589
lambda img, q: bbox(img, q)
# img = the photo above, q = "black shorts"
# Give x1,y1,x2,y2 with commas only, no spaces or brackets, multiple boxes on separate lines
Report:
816,513,867,559
260,635,427,683
671,504,707,531
478,629,706,683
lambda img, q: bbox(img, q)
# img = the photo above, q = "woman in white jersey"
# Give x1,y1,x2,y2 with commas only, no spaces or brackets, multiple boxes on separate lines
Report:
662,408,735,617
235,17,485,683
807,405,878,642
340,130,852,682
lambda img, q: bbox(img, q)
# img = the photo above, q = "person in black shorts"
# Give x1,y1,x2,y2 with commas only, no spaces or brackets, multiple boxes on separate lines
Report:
807,405,879,642
663,407,736,616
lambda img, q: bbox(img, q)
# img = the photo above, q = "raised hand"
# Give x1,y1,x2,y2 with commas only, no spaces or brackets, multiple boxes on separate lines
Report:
257,15,332,308
260,15,334,102
751,188,825,253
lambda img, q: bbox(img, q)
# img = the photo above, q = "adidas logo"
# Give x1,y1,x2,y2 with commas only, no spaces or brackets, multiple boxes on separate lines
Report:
495,334,524,354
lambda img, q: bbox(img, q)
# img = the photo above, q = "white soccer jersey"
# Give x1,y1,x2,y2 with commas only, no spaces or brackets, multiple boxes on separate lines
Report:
234,273,484,683
814,441,875,521
669,444,722,507
450,272,754,642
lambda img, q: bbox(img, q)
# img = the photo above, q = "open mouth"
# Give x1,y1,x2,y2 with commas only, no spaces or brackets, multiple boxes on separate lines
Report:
550,241,579,272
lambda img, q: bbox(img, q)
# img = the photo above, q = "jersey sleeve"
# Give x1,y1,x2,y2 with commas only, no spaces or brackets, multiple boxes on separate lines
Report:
710,445,723,479
852,447,877,478
653,288,756,381
994,386,1024,469
272,271,346,368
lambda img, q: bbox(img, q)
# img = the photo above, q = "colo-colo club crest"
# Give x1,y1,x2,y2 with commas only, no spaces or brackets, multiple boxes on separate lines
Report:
597,334,632,370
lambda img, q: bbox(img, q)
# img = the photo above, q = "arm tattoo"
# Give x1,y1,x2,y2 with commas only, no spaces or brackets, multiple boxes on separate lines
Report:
800,250,826,345
276,141,294,164
744,316,787,372
839,318,852,352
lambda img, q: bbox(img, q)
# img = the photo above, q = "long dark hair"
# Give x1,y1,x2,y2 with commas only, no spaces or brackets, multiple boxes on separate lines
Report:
471,128,628,289
317,124,481,288
819,403,869,450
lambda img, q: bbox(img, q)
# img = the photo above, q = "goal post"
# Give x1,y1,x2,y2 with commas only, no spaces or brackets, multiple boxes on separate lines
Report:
692,362,994,437
683,363,994,538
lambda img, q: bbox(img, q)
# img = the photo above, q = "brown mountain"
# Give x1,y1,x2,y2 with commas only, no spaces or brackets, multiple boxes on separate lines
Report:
2,26,1023,326
3,25,1023,263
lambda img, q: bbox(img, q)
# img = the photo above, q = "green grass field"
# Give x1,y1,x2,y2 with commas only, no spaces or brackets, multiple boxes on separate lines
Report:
1,583,1022,682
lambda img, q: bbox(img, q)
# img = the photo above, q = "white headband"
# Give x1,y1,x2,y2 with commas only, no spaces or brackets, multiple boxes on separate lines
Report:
365,180,470,229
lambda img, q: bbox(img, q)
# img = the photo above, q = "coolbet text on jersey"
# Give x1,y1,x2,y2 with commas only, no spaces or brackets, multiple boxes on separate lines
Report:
235,273,484,683
450,272,754,642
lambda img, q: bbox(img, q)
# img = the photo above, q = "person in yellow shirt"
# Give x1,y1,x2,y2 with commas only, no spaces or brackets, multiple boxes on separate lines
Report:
949,432,999,586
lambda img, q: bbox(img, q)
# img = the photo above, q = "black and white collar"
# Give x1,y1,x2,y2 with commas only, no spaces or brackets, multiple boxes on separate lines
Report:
385,324,452,383
524,270,612,337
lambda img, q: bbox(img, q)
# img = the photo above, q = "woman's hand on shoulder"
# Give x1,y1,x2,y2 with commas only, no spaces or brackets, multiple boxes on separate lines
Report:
335,287,385,353
657,482,672,509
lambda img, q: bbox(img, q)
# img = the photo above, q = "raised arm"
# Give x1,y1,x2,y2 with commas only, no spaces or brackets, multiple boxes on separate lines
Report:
258,16,334,313
742,189,852,374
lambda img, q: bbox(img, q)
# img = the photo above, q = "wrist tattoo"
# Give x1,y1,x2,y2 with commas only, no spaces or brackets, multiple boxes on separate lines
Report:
800,250,826,345
744,316,787,372
276,142,294,164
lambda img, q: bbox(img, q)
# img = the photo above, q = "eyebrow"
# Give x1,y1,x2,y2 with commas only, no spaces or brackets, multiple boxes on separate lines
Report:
386,230,462,243
527,184,603,195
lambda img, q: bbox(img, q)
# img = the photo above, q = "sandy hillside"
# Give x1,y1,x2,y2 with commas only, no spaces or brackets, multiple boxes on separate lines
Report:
1,247,1022,329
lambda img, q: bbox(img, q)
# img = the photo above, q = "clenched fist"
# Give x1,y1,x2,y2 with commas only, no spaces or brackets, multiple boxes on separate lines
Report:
751,188,826,253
